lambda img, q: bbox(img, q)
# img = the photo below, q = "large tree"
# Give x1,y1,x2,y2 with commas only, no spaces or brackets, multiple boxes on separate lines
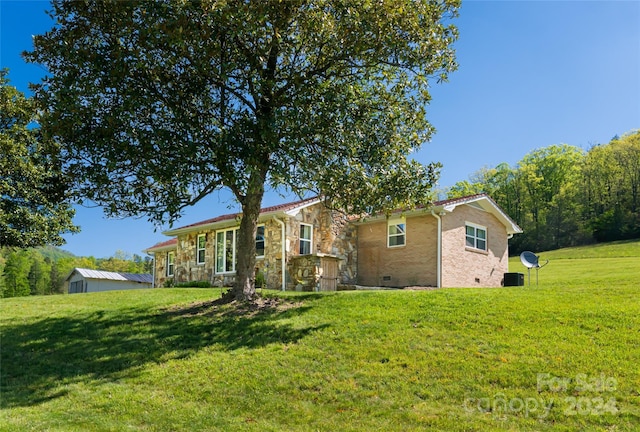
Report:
0,71,78,248
27,0,459,301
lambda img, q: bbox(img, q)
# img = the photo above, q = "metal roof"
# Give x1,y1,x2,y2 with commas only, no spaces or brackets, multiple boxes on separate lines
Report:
355,193,523,235
163,196,321,236
67,268,153,284
144,238,178,253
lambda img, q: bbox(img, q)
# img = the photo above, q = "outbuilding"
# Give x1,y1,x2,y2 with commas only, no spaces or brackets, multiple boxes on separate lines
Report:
66,268,153,294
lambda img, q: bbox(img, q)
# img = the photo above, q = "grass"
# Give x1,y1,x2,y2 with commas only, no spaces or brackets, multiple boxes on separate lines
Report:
1,240,639,431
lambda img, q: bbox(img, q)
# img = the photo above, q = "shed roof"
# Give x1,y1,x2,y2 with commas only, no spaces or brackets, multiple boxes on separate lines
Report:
66,268,153,284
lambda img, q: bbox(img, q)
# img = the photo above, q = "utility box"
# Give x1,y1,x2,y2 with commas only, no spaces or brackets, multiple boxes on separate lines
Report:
503,272,524,287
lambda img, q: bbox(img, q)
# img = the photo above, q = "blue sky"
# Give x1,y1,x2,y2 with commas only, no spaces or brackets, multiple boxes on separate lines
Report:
2,0,639,258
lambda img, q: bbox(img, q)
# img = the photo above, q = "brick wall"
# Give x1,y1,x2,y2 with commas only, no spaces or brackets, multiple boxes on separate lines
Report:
357,213,438,287
441,204,509,287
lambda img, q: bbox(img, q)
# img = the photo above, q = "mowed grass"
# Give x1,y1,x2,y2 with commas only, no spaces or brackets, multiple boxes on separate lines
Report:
1,240,639,431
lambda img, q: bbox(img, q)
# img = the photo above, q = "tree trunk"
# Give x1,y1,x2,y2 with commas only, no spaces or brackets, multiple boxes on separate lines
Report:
230,169,266,302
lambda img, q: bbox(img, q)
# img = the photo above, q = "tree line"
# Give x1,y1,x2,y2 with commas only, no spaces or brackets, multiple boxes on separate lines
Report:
0,247,152,298
447,130,640,254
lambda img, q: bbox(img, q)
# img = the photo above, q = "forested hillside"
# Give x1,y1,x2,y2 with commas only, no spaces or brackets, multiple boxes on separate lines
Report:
448,130,640,254
0,248,152,298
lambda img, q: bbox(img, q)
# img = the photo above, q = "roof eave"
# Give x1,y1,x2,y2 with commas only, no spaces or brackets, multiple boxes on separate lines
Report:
161,197,323,237
143,245,176,254
442,195,523,235
354,195,522,234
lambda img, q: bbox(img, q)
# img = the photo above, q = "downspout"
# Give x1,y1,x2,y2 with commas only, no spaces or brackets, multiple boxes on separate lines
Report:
151,256,156,288
431,210,442,288
273,217,287,291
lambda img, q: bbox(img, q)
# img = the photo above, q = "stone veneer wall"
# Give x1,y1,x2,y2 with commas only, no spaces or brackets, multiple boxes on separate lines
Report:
151,201,358,290
152,251,170,287
285,204,357,289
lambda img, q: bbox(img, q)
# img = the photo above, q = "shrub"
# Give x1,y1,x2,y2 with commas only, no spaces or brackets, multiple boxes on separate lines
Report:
174,281,211,288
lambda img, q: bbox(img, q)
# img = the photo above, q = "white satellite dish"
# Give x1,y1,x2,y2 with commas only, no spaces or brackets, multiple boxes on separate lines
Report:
520,251,549,286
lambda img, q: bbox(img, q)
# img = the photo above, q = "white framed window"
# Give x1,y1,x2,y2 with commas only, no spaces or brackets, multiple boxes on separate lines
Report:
387,218,406,247
299,223,312,255
197,233,206,265
256,225,265,258
215,226,268,273
466,223,487,251
167,251,175,276
215,228,238,273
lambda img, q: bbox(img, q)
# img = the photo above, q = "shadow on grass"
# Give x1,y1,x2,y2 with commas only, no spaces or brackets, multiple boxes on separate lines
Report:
0,298,327,408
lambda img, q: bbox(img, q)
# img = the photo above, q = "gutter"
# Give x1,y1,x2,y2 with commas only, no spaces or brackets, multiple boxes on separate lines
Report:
273,217,287,291
431,210,443,288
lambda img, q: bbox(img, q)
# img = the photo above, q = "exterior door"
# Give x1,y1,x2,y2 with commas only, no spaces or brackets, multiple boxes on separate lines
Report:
320,258,338,291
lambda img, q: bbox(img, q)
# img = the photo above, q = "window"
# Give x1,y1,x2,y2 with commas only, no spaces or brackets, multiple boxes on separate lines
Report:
215,226,268,273
256,225,265,258
197,234,206,265
388,219,406,247
167,251,175,276
299,224,312,255
216,228,237,273
466,223,487,251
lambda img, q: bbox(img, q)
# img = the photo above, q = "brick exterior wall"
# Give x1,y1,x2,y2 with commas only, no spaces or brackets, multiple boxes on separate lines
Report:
357,205,510,288
357,213,438,287
441,204,509,287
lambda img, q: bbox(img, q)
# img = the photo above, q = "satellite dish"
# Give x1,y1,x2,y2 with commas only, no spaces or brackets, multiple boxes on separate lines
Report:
520,251,539,268
519,251,549,286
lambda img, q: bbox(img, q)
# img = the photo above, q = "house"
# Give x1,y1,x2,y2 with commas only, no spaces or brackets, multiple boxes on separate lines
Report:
144,194,522,290
66,268,153,293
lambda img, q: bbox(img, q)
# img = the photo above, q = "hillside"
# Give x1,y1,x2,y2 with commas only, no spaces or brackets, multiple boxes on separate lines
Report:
1,241,639,431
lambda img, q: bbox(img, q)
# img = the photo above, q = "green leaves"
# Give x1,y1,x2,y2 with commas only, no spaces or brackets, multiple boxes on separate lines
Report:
0,71,78,248
448,132,640,252
26,1,459,298
27,0,459,223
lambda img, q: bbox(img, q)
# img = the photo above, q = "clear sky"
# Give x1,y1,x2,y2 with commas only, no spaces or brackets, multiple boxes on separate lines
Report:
1,0,639,258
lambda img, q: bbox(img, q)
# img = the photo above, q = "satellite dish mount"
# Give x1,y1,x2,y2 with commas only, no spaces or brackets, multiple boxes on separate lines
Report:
519,251,549,286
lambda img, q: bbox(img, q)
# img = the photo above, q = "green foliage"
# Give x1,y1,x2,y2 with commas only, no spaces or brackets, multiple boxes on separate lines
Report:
0,247,151,297
27,252,50,296
0,70,78,248
255,271,266,289
449,132,640,253
174,281,212,288
583,131,640,241
2,250,30,297
27,0,459,300
98,250,150,274
1,240,639,430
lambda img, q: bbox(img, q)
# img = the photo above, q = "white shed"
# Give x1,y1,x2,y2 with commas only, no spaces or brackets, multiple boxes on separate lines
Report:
66,268,153,294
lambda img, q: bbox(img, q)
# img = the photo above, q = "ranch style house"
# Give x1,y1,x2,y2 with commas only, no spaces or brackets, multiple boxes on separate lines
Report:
144,194,522,291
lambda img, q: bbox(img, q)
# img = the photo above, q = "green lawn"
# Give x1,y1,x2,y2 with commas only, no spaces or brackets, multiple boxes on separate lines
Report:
1,240,639,431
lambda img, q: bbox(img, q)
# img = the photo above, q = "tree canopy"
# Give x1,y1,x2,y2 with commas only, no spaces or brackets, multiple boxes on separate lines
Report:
448,131,640,253
0,71,78,248
27,0,459,300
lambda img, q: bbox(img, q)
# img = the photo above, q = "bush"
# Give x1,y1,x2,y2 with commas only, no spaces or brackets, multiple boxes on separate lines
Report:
174,281,211,288
255,272,266,289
